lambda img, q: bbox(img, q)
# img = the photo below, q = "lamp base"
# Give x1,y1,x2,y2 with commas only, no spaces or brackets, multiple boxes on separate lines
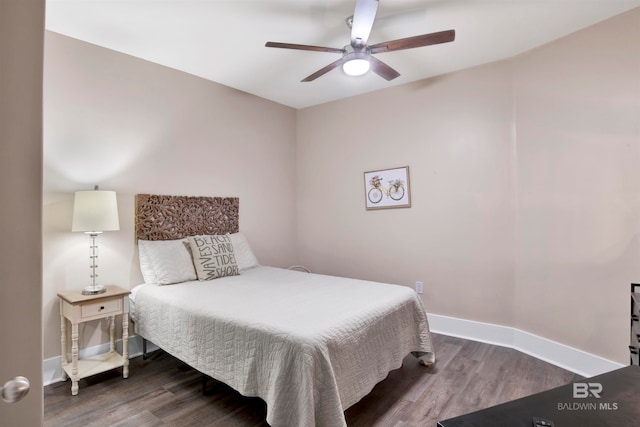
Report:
82,284,107,295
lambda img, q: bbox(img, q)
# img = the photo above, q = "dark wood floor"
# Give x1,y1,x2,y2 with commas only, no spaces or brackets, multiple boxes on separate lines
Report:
44,333,581,426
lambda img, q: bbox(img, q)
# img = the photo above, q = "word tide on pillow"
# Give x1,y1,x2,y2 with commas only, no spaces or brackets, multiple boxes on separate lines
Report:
188,234,240,280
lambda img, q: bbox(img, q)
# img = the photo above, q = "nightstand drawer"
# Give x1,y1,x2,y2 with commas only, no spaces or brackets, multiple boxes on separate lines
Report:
81,298,122,319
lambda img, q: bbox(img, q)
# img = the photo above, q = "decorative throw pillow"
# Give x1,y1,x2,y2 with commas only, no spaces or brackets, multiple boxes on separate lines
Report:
188,234,240,280
138,238,197,285
229,232,260,271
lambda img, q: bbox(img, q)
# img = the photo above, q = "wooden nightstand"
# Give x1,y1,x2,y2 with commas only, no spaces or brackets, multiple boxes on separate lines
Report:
57,285,131,395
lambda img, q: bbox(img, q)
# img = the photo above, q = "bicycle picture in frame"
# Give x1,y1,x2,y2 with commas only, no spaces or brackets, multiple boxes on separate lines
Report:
364,166,411,210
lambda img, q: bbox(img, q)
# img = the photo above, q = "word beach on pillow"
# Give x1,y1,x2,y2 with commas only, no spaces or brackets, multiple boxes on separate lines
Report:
189,235,240,280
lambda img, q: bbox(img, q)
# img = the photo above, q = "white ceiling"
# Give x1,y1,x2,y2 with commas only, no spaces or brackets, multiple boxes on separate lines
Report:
46,0,640,109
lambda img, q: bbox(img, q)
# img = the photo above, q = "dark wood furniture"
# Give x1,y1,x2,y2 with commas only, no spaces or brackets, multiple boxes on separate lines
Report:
437,365,640,427
631,283,639,365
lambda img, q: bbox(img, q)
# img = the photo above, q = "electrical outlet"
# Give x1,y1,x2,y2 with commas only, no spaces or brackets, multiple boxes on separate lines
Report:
415,281,423,294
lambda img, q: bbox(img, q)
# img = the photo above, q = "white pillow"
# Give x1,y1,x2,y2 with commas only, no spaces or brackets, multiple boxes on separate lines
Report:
138,239,197,285
230,232,259,271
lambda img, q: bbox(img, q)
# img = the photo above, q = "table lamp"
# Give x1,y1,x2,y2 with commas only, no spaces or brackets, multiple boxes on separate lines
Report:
72,185,120,295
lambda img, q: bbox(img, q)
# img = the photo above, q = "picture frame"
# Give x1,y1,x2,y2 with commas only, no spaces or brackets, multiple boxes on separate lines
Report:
364,166,411,210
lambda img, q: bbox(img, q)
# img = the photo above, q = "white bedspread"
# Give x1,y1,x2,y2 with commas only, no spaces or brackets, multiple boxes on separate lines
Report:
132,266,434,427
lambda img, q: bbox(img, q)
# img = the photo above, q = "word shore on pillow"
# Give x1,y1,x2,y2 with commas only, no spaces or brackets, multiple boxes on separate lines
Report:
188,234,240,280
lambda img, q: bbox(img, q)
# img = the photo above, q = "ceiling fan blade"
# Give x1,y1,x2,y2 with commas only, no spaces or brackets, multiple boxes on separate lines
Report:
265,41,345,54
351,0,379,47
368,55,400,81
301,57,347,82
368,29,455,54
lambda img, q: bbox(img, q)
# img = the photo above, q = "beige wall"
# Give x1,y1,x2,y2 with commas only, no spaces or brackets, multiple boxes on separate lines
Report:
513,8,640,361
42,32,298,359
297,8,640,364
0,0,44,424
296,61,517,327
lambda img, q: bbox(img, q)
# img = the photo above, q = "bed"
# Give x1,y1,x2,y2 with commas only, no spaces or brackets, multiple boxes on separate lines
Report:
131,194,435,427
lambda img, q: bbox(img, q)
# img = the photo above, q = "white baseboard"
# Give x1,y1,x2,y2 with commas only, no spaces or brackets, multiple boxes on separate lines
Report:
427,313,624,378
44,317,624,386
43,335,159,387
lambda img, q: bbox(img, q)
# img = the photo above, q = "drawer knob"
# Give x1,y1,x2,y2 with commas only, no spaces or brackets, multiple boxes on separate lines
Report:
632,315,639,322
100,306,105,310
630,346,639,355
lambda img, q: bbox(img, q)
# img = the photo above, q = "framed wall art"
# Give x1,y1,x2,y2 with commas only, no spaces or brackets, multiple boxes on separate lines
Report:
364,166,411,210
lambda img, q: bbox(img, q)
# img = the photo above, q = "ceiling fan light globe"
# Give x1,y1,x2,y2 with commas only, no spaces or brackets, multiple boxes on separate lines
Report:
343,58,370,76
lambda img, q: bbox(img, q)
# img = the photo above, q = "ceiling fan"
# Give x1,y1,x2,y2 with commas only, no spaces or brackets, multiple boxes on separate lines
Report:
265,0,455,82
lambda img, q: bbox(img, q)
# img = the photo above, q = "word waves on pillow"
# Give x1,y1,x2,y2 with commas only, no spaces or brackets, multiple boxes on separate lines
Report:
188,234,240,280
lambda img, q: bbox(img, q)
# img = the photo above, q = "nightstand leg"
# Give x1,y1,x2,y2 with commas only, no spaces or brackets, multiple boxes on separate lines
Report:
71,322,79,395
109,315,115,354
60,301,68,381
122,314,129,378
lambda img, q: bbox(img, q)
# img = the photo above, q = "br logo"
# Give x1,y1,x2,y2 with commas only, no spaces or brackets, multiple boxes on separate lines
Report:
573,382,602,398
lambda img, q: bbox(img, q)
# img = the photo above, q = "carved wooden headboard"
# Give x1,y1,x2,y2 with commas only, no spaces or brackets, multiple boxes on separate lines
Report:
135,194,239,241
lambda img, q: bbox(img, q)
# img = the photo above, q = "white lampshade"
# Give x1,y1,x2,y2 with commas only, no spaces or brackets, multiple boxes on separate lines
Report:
72,190,120,233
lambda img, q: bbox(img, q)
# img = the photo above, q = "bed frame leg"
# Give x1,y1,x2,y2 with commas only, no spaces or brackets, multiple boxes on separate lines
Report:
202,375,217,396
142,338,148,360
419,358,434,368
412,351,435,368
